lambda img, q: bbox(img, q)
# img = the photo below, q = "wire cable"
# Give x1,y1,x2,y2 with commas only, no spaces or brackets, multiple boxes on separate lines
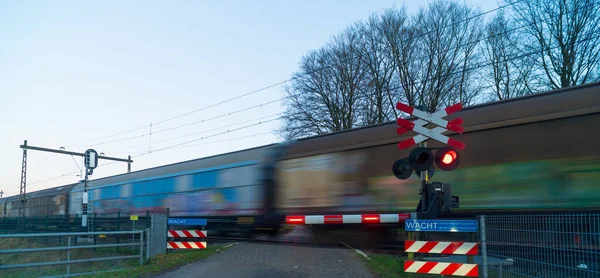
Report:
62,1,521,148
104,112,282,153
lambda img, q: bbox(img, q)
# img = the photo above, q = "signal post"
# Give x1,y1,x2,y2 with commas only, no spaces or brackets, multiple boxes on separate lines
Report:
393,102,464,219
393,102,480,277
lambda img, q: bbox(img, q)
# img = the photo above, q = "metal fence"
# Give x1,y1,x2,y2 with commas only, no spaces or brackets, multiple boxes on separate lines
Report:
0,211,155,235
479,213,600,278
0,230,146,277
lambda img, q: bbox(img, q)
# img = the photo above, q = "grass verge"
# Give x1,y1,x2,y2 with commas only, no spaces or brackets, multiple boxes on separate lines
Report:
358,253,432,278
80,243,231,278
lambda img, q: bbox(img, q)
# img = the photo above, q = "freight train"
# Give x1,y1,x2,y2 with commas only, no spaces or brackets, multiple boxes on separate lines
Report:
1,82,600,236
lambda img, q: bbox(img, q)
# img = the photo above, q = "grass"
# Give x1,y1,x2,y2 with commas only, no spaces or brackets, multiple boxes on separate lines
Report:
0,237,229,278
359,253,434,278
80,244,230,278
0,237,140,278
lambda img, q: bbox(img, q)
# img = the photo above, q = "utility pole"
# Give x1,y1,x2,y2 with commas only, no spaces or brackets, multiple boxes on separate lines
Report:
18,140,133,226
0,190,4,198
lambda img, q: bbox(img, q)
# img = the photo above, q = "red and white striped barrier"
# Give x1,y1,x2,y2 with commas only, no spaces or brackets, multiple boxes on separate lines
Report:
167,241,207,249
168,230,207,238
285,213,411,225
405,240,478,255
404,261,478,277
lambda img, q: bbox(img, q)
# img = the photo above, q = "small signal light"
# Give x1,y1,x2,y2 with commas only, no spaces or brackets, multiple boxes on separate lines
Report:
286,216,305,225
361,214,380,223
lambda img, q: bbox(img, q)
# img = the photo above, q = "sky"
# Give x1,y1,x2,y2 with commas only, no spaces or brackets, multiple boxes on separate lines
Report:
0,0,500,197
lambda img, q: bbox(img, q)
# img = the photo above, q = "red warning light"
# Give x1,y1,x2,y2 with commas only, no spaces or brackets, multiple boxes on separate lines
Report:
442,150,457,164
286,215,306,225
435,147,460,171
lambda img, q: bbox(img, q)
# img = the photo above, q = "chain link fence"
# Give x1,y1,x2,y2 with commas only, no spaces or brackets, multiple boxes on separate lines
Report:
480,213,600,278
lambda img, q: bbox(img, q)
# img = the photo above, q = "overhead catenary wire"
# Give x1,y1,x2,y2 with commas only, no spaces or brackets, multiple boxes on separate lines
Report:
71,99,285,148
31,0,585,192
27,31,600,190
64,0,573,151
104,112,283,153
26,129,277,188
61,1,521,149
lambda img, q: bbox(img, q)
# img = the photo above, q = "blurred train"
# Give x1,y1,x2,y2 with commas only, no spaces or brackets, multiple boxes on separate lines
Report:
1,82,600,236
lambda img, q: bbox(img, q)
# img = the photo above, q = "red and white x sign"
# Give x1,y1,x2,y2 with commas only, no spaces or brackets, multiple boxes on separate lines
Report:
395,102,466,150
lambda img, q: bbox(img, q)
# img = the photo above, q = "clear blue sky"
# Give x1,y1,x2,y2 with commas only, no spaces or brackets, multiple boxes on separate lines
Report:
0,0,499,197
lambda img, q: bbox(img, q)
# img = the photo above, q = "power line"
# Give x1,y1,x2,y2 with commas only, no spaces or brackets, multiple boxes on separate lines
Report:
62,1,520,149
70,99,284,148
133,117,281,157
27,129,277,187
30,31,598,190
25,1,538,190
65,0,544,151
104,112,282,153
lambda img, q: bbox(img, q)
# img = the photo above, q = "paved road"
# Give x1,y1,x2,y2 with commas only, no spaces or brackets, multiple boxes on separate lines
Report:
152,227,375,278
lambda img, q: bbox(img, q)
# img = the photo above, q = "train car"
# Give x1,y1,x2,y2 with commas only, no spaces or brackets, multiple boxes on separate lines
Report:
67,143,288,235
1,184,75,218
275,82,600,220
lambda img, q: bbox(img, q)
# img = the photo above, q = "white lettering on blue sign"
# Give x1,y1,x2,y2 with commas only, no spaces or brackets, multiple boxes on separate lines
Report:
167,218,207,226
405,220,478,233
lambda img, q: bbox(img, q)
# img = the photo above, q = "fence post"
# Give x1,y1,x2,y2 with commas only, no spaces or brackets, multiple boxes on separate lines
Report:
146,228,151,261
67,236,71,276
480,215,488,278
117,211,121,251
139,230,144,266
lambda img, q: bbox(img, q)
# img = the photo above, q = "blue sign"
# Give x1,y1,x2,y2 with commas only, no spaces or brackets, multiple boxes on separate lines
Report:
168,218,207,226
405,219,478,233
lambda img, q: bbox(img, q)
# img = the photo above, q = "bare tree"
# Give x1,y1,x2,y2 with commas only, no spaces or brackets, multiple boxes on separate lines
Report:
385,0,484,113
276,28,367,140
508,0,600,89
379,7,420,108
481,10,536,100
355,11,401,125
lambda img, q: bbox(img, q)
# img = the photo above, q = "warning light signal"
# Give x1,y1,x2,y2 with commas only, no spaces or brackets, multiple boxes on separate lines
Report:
392,147,461,180
435,147,460,171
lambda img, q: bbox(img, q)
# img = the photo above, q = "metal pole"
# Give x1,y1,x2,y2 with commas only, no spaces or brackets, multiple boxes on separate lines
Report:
132,220,135,254
127,156,131,173
82,171,88,227
146,228,151,261
19,140,28,221
0,190,3,198
480,215,488,278
420,141,428,214
67,236,71,276
139,231,144,266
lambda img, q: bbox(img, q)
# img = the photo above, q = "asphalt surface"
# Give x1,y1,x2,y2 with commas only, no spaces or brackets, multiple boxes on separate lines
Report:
152,226,375,278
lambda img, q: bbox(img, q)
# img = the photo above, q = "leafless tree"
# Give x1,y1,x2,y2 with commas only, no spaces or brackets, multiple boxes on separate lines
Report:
379,7,420,109
481,10,536,100
355,11,402,125
276,27,367,140
385,0,484,113
508,0,600,89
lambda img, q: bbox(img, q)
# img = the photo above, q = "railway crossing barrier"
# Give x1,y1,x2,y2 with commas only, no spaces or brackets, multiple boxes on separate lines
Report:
404,219,479,277
285,213,411,225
